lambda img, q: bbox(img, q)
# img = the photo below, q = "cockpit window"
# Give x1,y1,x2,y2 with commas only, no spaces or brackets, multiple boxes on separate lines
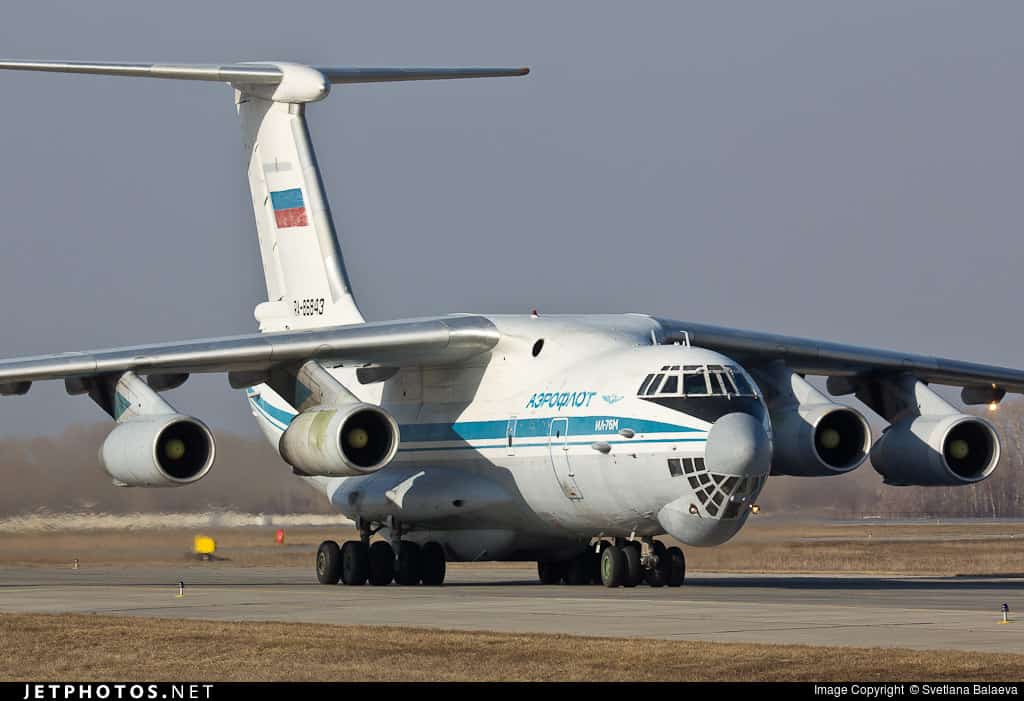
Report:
729,367,755,396
682,370,710,396
637,364,758,399
707,365,733,396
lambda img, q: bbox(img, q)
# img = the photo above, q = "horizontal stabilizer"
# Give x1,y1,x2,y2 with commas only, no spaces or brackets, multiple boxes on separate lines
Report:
0,60,528,86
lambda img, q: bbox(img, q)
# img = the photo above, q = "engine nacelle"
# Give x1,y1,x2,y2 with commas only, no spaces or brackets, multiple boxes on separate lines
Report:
770,403,872,476
870,414,1000,486
280,403,399,477
100,415,216,487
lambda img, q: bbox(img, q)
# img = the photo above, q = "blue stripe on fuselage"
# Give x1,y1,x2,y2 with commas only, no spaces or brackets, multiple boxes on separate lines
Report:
247,393,704,450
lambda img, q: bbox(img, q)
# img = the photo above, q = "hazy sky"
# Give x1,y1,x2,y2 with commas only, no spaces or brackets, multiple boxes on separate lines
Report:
0,1,1020,435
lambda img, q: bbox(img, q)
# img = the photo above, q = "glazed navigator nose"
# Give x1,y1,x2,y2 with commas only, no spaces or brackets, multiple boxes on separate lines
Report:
704,412,772,476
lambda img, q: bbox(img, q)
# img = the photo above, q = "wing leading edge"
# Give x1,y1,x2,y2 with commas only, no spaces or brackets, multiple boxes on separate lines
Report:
0,315,499,395
655,317,1024,400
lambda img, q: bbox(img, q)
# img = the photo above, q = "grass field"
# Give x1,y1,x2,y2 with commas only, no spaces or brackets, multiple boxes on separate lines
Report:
3,519,1024,575
1,612,1020,681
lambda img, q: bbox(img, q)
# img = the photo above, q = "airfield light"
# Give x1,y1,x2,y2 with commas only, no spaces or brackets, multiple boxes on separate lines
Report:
346,428,370,449
164,438,186,461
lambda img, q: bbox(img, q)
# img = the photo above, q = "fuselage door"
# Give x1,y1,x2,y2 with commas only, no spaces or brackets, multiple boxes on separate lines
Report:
548,417,582,500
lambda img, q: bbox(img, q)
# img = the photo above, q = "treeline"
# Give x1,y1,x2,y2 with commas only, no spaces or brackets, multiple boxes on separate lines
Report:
760,399,1024,518
0,424,333,516
2,401,1023,517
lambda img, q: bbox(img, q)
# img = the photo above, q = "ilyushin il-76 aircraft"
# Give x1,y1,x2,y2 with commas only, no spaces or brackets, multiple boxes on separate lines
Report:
0,59,1020,589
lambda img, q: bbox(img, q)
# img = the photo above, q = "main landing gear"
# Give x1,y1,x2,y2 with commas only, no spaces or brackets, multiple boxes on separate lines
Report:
316,520,447,586
537,539,685,588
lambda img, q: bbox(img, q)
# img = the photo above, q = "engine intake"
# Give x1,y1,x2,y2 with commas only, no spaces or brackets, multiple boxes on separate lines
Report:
871,414,1000,486
280,403,399,477
771,404,871,477
100,415,215,487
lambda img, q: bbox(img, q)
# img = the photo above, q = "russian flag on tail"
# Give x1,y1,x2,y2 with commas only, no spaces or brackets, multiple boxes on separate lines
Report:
270,188,308,228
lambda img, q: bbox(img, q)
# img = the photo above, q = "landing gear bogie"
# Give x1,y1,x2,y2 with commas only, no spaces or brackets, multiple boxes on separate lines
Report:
596,539,686,588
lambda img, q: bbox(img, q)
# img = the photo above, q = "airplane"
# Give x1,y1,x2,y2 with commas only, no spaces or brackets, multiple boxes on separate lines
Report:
0,59,1020,589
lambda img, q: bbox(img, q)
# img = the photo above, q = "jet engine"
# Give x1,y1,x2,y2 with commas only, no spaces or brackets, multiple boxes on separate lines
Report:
100,415,215,487
870,414,999,486
280,403,400,477
755,364,871,476
771,403,872,476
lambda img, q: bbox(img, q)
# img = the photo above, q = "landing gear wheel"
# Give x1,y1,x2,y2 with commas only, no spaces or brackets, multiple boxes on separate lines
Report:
420,542,446,586
368,541,395,586
600,546,625,587
565,552,591,585
537,560,566,585
652,540,667,557
645,552,670,587
395,541,421,585
667,546,686,587
622,543,643,587
340,540,369,585
316,540,342,585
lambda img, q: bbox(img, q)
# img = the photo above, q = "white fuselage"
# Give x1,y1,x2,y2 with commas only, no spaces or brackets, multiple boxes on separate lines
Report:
247,314,772,561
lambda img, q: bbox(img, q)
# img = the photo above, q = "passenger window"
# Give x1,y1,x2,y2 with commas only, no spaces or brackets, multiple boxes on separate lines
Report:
661,375,679,394
683,371,709,396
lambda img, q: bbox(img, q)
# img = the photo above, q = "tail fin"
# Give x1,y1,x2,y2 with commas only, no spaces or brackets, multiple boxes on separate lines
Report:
0,60,529,331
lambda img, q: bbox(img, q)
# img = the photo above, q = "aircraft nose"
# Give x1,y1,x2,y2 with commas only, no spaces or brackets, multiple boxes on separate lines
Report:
704,412,772,477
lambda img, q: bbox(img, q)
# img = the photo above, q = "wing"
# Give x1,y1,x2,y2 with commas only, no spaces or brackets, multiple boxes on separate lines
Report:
655,317,1024,402
0,315,498,395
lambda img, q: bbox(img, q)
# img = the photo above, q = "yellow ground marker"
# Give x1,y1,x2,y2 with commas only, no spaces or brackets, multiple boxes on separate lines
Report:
193,535,216,557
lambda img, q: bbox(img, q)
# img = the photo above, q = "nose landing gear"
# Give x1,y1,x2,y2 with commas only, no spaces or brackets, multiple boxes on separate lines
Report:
599,538,684,588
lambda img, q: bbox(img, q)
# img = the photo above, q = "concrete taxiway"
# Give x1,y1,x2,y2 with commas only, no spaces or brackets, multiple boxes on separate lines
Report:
1,564,1022,653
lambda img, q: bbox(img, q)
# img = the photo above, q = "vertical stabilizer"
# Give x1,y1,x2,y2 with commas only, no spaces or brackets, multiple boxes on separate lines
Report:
238,90,363,331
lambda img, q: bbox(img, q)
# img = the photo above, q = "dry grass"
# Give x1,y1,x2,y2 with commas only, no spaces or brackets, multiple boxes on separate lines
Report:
4,521,1024,575
681,520,1024,575
0,612,1019,681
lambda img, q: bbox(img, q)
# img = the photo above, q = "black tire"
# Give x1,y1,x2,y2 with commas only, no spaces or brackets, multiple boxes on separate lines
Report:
667,546,686,587
537,560,565,584
316,540,342,585
395,541,421,585
565,552,590,585
368,540,395,586
340,540,369,585
652,540,667,557
600,546,625,587
622,543,642,587
420,541,446,586
645,550,670,587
